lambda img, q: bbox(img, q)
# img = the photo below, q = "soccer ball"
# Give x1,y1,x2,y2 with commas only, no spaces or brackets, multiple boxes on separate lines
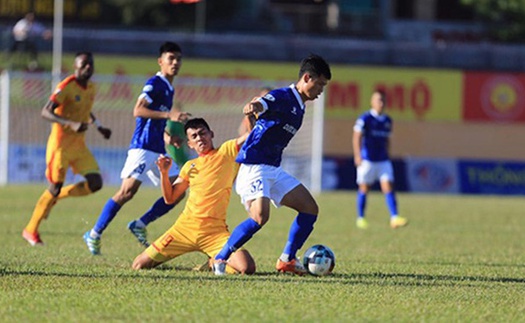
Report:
302,244,335,276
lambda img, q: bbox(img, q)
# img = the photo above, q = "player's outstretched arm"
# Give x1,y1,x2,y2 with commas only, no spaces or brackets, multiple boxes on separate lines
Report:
41,100,87,133
90,113,111,140
156,155,189,204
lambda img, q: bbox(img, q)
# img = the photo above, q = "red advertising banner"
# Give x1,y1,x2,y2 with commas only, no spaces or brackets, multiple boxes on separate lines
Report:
463,72,525,122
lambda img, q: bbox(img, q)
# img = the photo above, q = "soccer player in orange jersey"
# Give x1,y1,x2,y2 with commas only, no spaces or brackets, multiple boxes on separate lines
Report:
132,118,256,274
22,52,112,246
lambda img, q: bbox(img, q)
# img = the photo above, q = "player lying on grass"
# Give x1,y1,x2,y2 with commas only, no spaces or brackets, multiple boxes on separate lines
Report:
132,118,256,274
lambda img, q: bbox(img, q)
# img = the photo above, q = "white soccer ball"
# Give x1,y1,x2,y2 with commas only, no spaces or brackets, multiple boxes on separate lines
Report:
302,244,335,276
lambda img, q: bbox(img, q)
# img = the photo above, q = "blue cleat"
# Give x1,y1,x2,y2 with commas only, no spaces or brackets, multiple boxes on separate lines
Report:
127,220,149,247
83,231,101,255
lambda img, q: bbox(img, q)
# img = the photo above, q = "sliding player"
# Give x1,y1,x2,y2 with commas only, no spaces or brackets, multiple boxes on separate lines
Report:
132,118,256,275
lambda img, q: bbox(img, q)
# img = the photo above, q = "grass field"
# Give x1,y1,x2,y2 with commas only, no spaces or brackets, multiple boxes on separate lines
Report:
1,185,524,322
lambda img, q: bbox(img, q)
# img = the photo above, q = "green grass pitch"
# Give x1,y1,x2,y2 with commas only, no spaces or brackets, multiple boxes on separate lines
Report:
1,184,524,321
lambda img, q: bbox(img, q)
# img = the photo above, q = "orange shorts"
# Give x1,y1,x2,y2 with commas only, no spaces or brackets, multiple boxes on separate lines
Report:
145,223,231,263
45,138,99,184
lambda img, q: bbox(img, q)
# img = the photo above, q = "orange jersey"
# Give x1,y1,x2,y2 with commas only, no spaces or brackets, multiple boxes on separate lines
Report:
175,139,240,231
48,75,95,146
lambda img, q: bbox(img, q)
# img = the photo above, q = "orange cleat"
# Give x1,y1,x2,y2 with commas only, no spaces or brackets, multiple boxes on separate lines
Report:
276,258,307,276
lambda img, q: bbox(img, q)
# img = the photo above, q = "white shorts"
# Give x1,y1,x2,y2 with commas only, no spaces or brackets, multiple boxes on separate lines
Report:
120,149,180,186
356,160,394,185
235,164,301,209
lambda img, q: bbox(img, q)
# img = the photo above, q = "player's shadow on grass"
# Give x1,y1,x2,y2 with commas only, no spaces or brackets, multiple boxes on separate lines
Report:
3,266,525,288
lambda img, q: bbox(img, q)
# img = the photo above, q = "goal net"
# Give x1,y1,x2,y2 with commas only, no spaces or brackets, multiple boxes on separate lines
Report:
0,71,323,192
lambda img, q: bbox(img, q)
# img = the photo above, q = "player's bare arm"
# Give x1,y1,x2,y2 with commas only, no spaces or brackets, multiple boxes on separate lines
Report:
352,130,363,166
134,97,191,122
243,101,264,118
156,155,189,204
41,100,88,133
90,113,112,140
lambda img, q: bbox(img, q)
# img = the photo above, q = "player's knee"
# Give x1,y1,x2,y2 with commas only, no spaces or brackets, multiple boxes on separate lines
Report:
85,174,103,193
302,199,319,216
237,262,256,275
88,179,103,193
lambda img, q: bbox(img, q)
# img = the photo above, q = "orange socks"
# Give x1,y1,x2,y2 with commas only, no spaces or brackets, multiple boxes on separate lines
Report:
58,182,91,199
25,190,58,234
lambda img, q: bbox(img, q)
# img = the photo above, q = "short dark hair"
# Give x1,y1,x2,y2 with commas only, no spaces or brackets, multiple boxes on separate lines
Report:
184,118,211,133
75,51,93,59
299,54,331,80
159,41,182,57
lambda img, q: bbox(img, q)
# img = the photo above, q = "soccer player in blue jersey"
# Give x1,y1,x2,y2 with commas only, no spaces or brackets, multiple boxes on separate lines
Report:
213,54,331,275
352,90,408,230
83,42,189,255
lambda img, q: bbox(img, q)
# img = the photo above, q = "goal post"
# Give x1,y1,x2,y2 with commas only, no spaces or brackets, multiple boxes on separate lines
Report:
0,72,325,192
0,70,10,186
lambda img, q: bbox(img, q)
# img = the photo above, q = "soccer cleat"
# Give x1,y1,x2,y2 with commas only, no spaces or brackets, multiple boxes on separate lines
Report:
213,260,227,276
83,231,101,255
276,258,307,276
22,229,44,246
356,217,369,229
127,220,149,247
390,216,408,229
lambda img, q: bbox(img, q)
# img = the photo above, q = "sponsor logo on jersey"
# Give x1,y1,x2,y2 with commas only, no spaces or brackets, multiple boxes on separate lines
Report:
283,123,297,135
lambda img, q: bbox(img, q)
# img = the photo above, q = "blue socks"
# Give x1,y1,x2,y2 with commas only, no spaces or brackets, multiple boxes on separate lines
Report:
357,190,367,218
282,213,317,261
93,199,121,234
139,197,175,226
385,192,398,217
215,218,261,261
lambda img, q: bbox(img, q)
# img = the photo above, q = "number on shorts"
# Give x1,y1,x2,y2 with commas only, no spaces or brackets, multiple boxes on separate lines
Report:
250,179,263,194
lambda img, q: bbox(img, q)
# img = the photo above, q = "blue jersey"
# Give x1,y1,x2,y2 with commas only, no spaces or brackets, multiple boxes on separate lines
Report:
236,85,305,167
129,73,174,154
354,110,392,162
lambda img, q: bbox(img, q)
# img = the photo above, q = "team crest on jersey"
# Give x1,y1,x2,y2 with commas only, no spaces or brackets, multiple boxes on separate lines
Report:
75,95,81,102
263,94,275,101
143,85,153,92
188,163,198,178
291,106,297,115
